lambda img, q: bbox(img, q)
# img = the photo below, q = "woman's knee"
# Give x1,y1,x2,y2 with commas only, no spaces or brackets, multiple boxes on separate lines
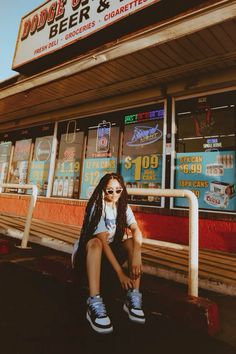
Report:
86,238,102,252
122,238,134,253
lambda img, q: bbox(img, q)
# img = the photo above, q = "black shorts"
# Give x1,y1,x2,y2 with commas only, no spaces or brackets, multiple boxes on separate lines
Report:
75,240,128,289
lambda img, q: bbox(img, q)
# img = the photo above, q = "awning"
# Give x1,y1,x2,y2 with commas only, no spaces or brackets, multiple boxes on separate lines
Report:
0,0,236,131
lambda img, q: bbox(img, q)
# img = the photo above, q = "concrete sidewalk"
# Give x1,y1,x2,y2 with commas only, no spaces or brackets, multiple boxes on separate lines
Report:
0,234,236,353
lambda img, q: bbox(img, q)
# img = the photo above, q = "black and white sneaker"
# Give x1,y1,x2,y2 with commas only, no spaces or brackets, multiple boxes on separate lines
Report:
86,295,113,334
123,289,145,324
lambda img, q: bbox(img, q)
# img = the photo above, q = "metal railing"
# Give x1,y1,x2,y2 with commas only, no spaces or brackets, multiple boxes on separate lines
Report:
127,188,199,297
0,183,38,249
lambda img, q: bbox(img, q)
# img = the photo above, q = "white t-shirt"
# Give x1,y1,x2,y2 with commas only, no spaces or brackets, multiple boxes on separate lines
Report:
71,203,136,267
94,203,136,243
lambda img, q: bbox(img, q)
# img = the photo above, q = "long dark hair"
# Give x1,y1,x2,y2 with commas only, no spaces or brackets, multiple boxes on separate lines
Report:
79,173,128,246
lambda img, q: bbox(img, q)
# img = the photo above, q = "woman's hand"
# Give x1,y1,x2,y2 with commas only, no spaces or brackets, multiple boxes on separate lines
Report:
117,270,133,290
130,252,142,280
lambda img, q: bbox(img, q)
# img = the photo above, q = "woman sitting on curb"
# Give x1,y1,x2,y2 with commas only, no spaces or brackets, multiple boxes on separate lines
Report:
72,173,145,334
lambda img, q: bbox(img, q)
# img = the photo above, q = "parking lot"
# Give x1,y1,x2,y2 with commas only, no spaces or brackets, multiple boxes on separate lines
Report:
0,238,235,354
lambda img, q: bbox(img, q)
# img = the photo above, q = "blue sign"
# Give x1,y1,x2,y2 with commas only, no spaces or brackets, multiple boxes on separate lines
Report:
80,157,117,199
28,161,50,196
175,151,236,211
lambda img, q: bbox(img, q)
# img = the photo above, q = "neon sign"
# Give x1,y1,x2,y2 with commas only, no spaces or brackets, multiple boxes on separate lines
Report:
124,109,164,125
127,124,162,147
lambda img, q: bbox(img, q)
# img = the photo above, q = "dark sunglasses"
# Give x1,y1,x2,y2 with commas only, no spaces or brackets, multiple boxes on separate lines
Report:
105,188,123,195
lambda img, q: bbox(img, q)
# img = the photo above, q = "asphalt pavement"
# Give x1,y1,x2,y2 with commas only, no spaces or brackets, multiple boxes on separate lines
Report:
0,235,236,354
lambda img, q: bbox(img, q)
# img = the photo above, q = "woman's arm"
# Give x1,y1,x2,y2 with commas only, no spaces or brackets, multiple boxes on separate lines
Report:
95,232,133,290
129,223,143,279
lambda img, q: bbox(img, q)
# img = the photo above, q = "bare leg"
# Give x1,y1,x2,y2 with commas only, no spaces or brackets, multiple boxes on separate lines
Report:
122,238,141,289
86,238,103,296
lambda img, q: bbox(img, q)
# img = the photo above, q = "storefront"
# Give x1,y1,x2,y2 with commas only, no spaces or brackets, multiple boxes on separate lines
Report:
0,0,235,252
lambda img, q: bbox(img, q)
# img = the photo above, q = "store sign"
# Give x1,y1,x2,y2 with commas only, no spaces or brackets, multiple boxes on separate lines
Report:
175,151,236,211
124,109,164,124
13,0,160,68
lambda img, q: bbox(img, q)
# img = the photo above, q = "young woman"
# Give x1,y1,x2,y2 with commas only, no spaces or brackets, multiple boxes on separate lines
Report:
72,173,145,334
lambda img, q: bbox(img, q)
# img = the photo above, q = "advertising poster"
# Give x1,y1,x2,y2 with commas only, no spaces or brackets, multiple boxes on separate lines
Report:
175,151,236,211
121,154,162,203
95,121,111,157
9,139,32,193
52,132,83,198
0,142,12,192
28,136,53,196
121,115,164,203
80,157,117,199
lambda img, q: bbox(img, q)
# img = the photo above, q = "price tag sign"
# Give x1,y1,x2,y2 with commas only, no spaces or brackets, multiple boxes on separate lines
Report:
80,157,117,199
121,153,162,203
175,151,236,211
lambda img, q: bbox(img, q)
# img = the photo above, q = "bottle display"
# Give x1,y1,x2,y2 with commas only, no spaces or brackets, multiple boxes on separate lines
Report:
68,177,74,197
63,176,69,197
57,177,64,196
73,177,80,198
52,177,58,196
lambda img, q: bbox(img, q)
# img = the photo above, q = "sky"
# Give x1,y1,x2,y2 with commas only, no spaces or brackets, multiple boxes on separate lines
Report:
0,0,44,82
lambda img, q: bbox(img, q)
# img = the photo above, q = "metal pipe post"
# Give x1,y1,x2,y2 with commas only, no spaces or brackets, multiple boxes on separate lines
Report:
127,187,199,297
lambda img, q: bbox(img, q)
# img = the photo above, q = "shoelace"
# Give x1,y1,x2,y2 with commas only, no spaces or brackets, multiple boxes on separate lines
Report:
128,292,142,309
90,300,107,318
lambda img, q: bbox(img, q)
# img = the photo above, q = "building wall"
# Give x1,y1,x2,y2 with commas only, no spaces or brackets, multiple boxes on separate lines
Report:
0,194,235,253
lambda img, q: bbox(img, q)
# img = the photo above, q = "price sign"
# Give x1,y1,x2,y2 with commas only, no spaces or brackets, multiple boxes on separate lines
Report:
121,153,162,204
124,154,159,180
179,163,202,174
80,157,117,199
175,151,236,211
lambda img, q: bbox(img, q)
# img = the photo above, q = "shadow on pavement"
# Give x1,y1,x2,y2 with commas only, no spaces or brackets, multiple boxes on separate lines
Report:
0,262,235,354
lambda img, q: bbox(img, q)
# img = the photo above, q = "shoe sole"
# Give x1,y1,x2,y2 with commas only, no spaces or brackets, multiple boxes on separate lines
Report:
123,304,146,324
86,312,113,334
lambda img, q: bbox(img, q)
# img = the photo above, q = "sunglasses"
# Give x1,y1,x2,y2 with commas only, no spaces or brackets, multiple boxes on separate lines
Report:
105,188,123,195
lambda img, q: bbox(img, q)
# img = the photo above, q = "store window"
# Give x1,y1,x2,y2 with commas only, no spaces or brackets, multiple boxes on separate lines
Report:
52,120,84,198
121,105,165,205
0,124,54,195
80,120,119,199
0,141,12,192
29,135,53,196
174,90,236,212
9,138,32,192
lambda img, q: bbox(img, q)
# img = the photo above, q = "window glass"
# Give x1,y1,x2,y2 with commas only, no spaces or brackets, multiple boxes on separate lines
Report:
0,142,12,192
28,136,53,196
174,91,236,212
80,122,119,199
0,124,54,195
52,120,84,198
9,139,32,193
86,122,119,158
121,106,165,205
